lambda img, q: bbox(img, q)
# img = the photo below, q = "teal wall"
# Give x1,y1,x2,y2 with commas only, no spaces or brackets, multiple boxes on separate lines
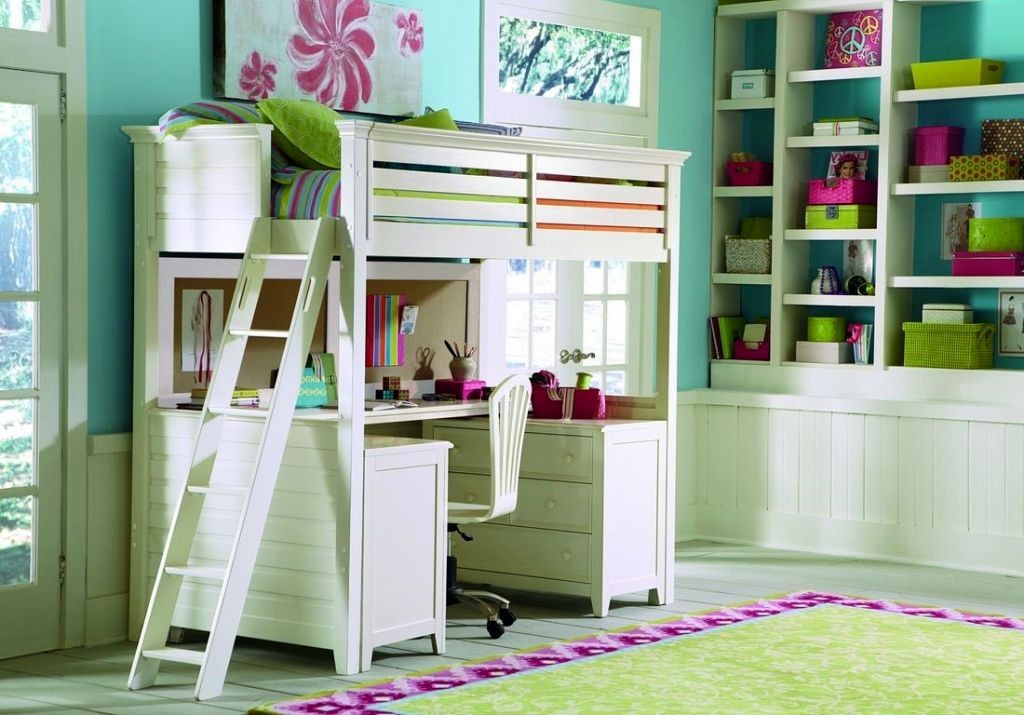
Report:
84,0,715,433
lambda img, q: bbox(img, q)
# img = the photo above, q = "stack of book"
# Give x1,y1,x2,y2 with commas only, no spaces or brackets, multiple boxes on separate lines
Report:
179,387,261,410
812,116,879,136
708,316,748,360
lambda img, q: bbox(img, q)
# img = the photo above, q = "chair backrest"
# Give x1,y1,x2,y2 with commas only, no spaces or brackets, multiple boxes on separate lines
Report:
483,373,531,520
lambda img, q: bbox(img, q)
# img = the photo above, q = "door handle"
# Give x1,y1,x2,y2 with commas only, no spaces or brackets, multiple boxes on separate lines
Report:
560,348,596,364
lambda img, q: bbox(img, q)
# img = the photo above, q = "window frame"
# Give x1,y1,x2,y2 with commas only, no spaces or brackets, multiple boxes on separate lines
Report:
481,0,661,146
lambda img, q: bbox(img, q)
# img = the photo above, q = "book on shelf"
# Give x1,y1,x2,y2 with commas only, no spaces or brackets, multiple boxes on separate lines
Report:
812,116,878,136
710,316,747,360
365,399,419,412
190,386,261,399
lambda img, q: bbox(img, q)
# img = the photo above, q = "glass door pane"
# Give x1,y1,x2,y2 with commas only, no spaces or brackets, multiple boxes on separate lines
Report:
0,0,50,32
0,67,62,657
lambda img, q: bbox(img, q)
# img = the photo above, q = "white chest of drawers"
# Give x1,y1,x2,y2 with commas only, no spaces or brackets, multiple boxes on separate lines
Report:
423,418,671,616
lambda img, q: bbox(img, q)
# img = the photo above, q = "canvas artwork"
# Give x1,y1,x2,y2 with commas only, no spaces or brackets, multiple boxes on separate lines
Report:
999,290,1024,356
823,11,882,69
941,202,982,260
214,0,424,115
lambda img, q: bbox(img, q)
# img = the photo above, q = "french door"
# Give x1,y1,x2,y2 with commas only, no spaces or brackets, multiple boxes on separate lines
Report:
504,259,652,394
0,68,63,657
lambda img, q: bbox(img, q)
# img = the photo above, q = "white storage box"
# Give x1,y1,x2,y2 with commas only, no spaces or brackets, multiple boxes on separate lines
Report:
908,165,951,183
795,340,852,364
922,303,973,324
731,69,775,99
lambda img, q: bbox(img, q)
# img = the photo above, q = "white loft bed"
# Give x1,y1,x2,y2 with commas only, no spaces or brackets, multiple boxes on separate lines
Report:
124,119,689,673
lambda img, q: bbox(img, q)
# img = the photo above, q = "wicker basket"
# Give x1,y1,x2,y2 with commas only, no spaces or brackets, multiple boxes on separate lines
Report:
725,236,771,274
902,322,994,369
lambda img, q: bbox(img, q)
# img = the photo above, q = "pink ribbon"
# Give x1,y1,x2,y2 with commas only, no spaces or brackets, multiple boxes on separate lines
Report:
846,323,863,344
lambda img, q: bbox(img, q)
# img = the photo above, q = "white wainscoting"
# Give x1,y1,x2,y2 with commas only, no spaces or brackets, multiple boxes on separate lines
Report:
85,433,132,645
677,390,1024,576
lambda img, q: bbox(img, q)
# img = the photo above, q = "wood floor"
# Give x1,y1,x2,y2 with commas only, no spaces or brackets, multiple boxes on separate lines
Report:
3,540,1024,714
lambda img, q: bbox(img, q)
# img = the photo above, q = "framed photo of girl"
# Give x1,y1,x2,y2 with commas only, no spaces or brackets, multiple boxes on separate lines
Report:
999,290,1024,356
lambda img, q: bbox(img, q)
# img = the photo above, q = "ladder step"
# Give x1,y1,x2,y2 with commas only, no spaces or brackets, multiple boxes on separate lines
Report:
141,647,205,667
250,252,311,261
207,406,270,418
165,565,226,581
228,329,289,339
186,485,249,498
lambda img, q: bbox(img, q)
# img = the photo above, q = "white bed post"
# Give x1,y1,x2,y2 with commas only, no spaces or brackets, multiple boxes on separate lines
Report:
653,162,682,606
124,128,160,640
334,121,372,674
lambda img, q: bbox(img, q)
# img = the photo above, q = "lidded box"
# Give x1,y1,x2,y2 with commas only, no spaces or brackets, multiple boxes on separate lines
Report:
731,69,774,99
968,217,1024,251
949,154,1020,181
922,304,974,324
807,316,847,342
952,250,1024,276
807,178,877,205
908,165,950,183
725,235,771,274
795,340,852,364
805,204,877,229
914,126,964,166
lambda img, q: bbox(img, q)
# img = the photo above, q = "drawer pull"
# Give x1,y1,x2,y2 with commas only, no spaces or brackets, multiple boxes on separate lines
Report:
563,453,574,464
545,499,556,510
562,551,572,562
466,493,477,503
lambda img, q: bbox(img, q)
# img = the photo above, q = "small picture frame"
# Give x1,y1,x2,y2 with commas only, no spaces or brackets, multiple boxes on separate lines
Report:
827,150,868,180
941,202,982,260
999,290,1024,356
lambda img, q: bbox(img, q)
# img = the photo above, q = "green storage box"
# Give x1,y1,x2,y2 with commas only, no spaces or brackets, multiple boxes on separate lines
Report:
911,58,1005,90
805,205,877,230
807,316,846,342
902,322,994,369
968,217,1024,252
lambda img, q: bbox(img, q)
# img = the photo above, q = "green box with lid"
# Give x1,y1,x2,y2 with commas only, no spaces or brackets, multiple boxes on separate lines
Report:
805,205,877,230
967,217,1024,252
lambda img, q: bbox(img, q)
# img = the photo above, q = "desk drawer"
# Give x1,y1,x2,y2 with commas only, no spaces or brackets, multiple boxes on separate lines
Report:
434,426,592,483
511,479,591,533
452,524,590,583
448,473,509,524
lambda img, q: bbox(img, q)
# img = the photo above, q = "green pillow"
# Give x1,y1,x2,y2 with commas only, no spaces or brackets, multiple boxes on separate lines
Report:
256,99,342,170
397,108,459,132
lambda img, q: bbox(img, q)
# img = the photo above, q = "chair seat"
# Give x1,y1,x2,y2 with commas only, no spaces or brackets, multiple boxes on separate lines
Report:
447,501,491,524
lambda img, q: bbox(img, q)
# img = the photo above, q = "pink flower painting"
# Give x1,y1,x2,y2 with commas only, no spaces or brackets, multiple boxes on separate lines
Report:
238,51,278,100
287,0,376,110
395,11,423,56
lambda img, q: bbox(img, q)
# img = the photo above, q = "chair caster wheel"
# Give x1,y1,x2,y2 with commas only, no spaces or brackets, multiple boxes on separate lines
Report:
498,607,517,627
486,620,505,639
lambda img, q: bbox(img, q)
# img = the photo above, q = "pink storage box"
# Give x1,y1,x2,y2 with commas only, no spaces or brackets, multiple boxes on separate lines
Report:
733,338,769,361
435,378,485,400
726,161,773,186
914,126,965,166
952,250,1024,276
807,178,878,205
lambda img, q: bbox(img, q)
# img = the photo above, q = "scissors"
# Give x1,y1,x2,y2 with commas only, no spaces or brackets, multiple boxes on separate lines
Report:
416,346,435,368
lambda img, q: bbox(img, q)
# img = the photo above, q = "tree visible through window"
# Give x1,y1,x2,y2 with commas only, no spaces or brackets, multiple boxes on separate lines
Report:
0,0,45,32
498,16,638,106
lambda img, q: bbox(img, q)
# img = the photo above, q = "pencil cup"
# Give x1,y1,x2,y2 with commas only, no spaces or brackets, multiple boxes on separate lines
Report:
449,357,477,381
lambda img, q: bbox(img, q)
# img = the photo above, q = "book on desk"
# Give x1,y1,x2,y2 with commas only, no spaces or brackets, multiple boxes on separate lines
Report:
365,399,420,412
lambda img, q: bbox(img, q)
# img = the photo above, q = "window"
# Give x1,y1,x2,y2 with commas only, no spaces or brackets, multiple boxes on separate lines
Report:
482,0,660,145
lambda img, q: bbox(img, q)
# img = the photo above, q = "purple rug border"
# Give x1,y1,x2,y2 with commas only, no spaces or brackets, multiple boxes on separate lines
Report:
256,591,1024,714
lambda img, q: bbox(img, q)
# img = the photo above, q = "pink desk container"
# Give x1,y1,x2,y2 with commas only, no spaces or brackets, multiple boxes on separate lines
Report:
435,378,485,400
733,338,769,361
914,126,965,166
807,178,877,205
952,250,1024,276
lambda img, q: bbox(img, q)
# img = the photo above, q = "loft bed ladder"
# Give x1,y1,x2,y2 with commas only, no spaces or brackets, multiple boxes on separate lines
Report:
128,217,338,700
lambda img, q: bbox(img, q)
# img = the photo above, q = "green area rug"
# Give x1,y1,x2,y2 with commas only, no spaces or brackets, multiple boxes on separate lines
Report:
251,592,1024,714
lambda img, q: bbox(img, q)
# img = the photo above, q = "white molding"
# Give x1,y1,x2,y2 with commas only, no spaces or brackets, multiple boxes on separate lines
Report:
87,433,132,456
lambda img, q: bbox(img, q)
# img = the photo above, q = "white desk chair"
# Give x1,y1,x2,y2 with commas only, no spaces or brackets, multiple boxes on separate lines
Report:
447,373,531,638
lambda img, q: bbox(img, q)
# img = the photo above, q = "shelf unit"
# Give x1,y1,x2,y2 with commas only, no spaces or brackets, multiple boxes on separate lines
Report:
710,0,1018,392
